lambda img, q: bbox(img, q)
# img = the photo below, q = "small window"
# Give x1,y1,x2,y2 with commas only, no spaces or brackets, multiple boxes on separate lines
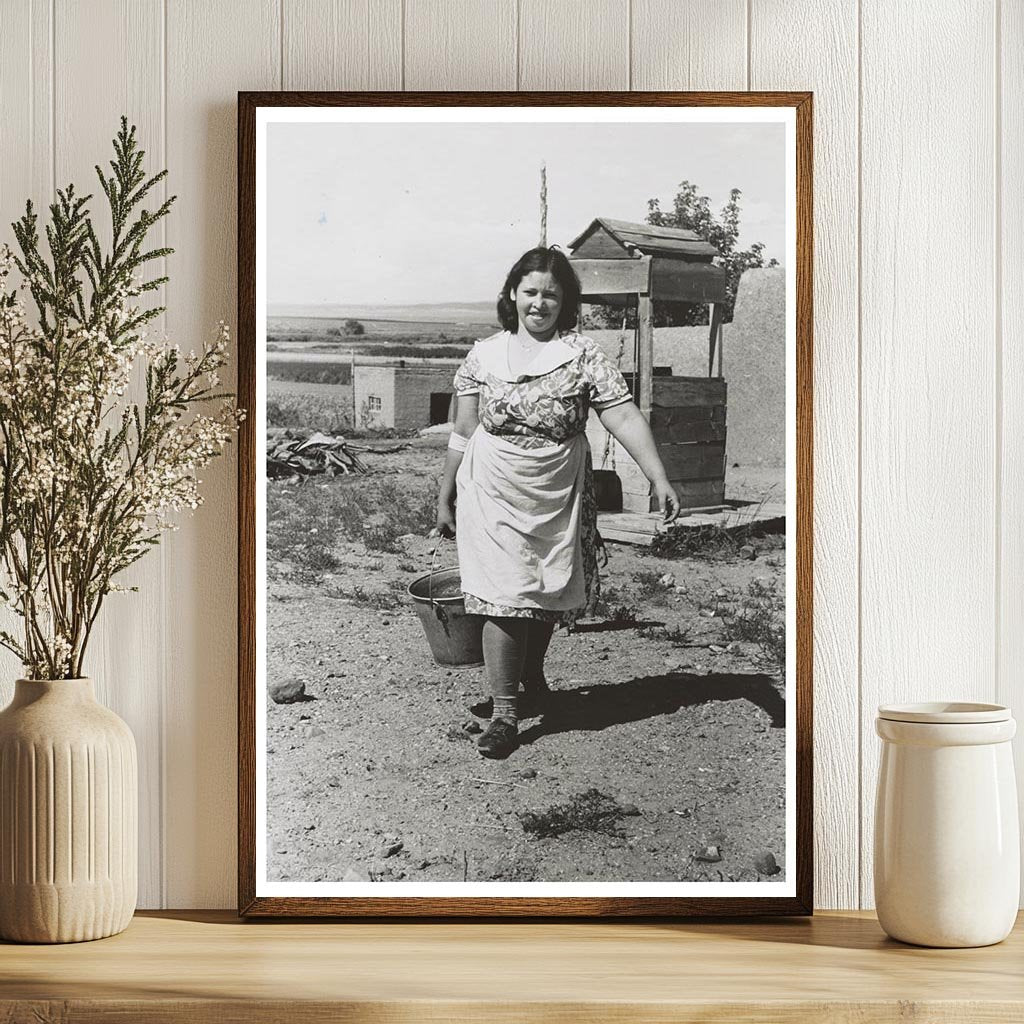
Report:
367,395,382,412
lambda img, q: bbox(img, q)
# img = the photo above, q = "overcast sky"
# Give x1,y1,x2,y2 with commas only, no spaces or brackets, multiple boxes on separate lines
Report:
267,119,787,308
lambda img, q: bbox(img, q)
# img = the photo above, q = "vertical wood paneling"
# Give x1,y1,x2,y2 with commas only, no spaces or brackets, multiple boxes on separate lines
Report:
404,0,516,90
165,0,279,908
0,0,1020,912
53,0,165,910
519,0,628,90
860,0,997,908
0,0,53,700
750,1,860,911
1000,0,1024,898
283,0,401,90
631,0,746,90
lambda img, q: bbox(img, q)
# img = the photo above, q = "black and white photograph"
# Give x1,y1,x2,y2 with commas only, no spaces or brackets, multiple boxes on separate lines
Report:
243,97,809,913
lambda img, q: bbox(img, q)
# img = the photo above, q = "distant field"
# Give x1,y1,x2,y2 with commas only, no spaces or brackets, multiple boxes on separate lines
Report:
268,315,495,340
267,378,354,433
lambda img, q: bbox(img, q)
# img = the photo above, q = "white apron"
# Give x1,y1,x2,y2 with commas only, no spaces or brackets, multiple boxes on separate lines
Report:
455,427,588,612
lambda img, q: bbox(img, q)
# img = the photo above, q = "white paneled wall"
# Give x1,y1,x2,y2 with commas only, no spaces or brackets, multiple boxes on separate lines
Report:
0,0,1017,910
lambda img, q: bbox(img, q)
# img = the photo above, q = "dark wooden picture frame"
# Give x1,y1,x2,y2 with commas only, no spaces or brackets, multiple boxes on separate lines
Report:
238,91,813,917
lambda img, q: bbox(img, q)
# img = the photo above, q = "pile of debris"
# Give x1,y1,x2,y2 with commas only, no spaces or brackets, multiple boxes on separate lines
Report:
267,429,370,480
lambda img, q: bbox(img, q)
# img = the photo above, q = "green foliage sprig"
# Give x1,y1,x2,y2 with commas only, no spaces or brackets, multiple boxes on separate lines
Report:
0,117,242,679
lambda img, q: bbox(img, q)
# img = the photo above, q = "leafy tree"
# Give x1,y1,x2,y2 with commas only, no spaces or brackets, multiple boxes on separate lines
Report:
343,318,365,336
581,182,778,329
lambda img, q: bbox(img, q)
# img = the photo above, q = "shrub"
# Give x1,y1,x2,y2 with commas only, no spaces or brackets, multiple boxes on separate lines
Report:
721,578,785,677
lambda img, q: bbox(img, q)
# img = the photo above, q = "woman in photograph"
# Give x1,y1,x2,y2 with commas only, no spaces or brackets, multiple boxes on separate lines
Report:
435,246,681,759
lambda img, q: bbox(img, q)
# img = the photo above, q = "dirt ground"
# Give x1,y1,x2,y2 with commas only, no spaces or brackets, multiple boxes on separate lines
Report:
266,434,787,885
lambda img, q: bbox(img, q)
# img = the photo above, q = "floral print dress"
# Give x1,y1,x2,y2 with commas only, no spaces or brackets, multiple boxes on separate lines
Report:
452,330,632,626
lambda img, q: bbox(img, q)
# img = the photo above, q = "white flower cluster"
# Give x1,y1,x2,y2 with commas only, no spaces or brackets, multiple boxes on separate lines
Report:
0,244,243,678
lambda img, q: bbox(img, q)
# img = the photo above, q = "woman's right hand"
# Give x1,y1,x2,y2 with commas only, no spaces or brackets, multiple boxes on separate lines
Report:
432,500,456,539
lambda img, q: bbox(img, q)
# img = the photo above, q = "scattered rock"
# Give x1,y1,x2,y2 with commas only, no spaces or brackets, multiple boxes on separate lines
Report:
397,533,418,543
342,867,369,883
620,803,640,816
383,841,404,858
754,851,781,875
269,677,306,704
658,573,676,587
694,845,722,863
739,544,757,560
715,587,728,598
326,667,346,678
463,720,483,735
518,768,537,779
301,725,325,739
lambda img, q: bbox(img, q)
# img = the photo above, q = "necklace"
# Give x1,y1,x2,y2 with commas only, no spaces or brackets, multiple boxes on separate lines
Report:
507,331,550,378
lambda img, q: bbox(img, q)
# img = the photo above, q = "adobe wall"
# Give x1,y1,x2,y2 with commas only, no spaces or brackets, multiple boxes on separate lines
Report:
353,366,396,428
391,367,458,431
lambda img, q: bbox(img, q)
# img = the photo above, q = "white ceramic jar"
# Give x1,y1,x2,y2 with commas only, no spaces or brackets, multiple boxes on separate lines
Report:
874,702,1019,948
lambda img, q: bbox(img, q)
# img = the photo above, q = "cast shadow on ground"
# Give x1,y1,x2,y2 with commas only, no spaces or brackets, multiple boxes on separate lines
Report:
517,671,784,748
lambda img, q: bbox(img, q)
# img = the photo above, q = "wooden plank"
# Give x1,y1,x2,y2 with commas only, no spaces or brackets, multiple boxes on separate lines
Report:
54,0,165,910
632,0,747,90
657,441,727,480
751,0,859,912
622,491,655,514
284,0,401,89
0,0,52,696
404,0,516,90
1001,0,1024,905
572,257,651,298
165,0,280,909
601,528,656,547
652,377,727,408
638,294,653,418
519,0,629,90
859,0,997,909
651,415,727,445
650,259,729,304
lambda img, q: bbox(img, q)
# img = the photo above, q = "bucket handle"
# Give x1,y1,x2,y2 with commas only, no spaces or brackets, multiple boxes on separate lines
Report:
428,538,450,629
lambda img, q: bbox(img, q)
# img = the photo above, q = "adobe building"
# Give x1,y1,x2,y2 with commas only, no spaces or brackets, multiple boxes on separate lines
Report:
353,364,456,430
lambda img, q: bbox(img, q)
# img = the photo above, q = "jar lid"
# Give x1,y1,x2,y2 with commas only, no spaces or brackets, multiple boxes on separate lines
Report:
877,702,1011,724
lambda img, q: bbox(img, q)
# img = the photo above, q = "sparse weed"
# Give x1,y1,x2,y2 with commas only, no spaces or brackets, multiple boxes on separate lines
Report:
593,584,642,625
267,474,438,573
650,521,784,561
519,789,638,839
266,484,342,577
721,579,786,677
637,623,695,647
630,569,673,606
331,584,403,610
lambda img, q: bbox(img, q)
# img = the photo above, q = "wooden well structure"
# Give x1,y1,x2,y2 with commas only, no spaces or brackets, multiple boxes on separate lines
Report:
569,217,729,513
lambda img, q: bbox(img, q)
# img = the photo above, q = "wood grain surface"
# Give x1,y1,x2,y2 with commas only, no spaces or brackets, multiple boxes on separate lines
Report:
2,910,1024,1022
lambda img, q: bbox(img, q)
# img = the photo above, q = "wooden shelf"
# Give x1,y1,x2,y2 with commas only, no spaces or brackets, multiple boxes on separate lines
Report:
2,910,1022,1022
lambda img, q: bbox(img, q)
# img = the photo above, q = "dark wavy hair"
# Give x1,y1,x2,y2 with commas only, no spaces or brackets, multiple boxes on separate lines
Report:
496,246,582,333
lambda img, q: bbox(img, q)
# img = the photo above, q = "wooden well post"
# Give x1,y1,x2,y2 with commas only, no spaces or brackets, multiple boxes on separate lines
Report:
568,218,730,514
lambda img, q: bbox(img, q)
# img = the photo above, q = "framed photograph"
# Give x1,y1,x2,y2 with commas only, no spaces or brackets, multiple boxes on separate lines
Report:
238,91,812,917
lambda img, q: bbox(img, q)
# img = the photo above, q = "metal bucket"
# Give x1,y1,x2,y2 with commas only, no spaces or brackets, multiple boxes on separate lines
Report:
408,565,484,668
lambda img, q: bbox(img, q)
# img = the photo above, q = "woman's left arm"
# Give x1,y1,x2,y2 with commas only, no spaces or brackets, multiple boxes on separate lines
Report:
597,401,681,522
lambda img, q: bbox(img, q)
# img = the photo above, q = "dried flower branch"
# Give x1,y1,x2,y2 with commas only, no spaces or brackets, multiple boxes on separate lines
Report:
0,117,242,680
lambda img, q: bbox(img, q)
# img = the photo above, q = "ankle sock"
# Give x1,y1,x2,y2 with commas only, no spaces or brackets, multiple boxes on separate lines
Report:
492,695,518,726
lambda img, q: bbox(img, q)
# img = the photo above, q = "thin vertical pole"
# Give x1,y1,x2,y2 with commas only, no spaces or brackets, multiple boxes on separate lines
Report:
539,161,547,247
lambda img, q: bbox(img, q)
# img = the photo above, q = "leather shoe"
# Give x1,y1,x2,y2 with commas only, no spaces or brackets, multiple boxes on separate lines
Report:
476,718,518,759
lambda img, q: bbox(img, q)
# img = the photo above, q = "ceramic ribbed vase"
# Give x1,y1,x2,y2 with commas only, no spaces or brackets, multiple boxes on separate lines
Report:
0,678,137,943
